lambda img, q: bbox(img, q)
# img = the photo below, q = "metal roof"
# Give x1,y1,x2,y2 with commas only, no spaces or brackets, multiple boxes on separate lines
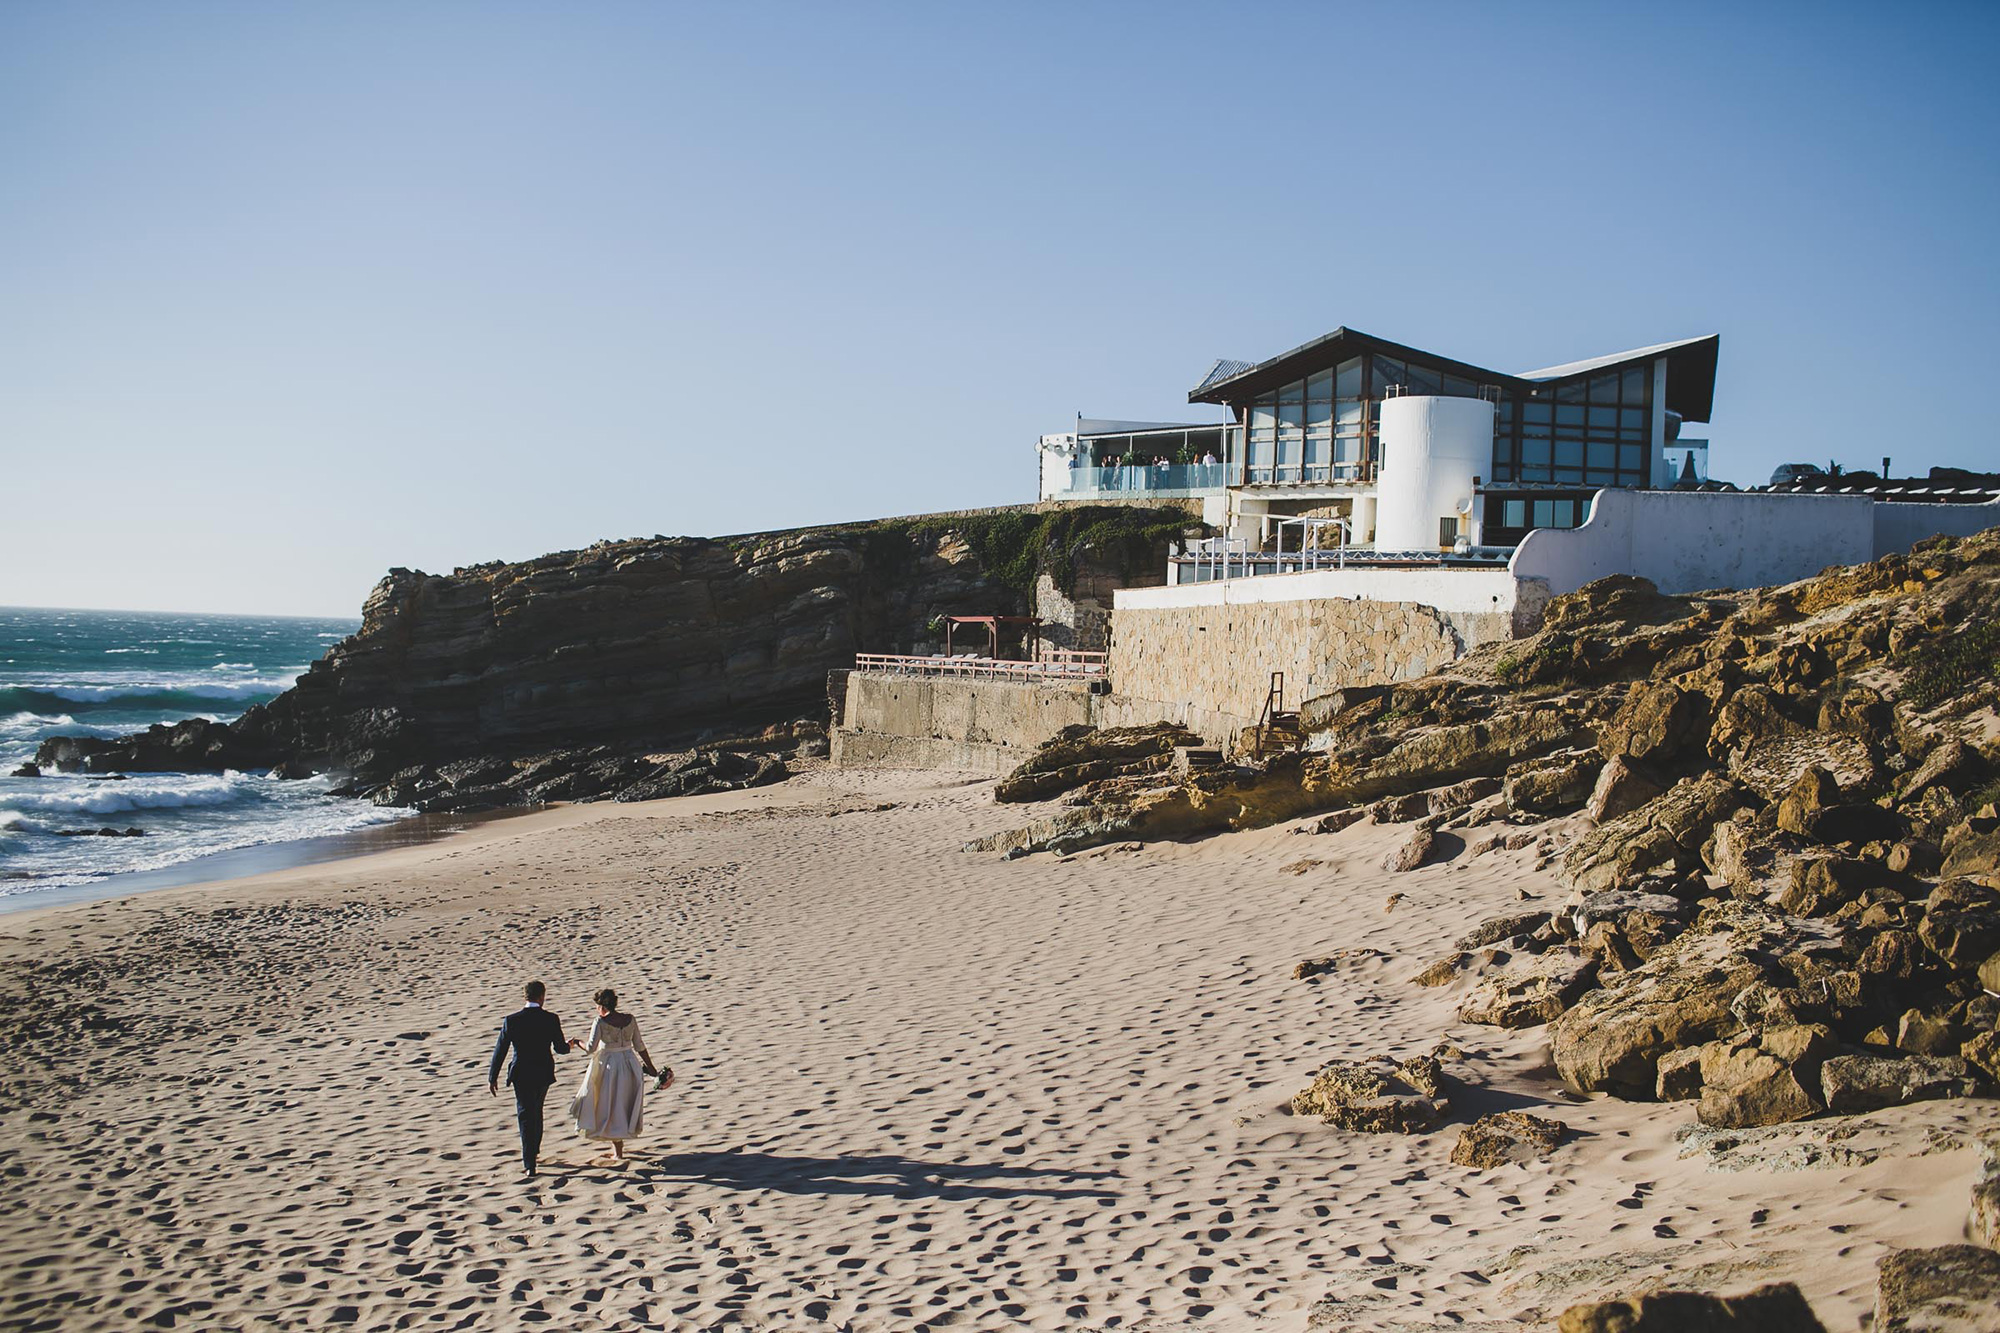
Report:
1189,327,1721,423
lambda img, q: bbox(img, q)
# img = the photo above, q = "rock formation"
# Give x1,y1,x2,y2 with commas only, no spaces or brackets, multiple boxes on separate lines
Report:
975,526,2000,1135
35,507,1193,811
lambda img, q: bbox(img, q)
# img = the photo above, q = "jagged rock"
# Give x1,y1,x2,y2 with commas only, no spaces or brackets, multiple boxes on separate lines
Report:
1457,947,1596,1028
1898,1007,1969,1056
1889,838,1944,875
1557,1282,1827,1333
1585,755,1665,824
1696,1024,1837,1128
1860,929,1930,981
1452,910,1551,952
1943,812,2000,881
1290,951,1383,980
1503,750,1598,815
1549,901,1847,1098
1778,855,1876,917
1820,1053,1979,1115
10,762,38,778
1298,808,1365,835
1981,950,2000,994
1898,739,1986,803
1563,772,1751,894
993,723,1202,804
1971,1130,2000,1250
1289,1054,1448,1133
1657,1046,1704,1100
1382,825,1437,873
1776,766,1841,837
1449,1111,1567,1169
1568,889,1693,961
1599,680,1712,766
1369,791,1432,823
1966,1032,2000,1083
1412,955,1467,987
1919,881,2000,970
1874,1245,2000,1332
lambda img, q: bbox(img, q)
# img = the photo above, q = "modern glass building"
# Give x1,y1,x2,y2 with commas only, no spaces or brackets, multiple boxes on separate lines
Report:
1185,328,1719,549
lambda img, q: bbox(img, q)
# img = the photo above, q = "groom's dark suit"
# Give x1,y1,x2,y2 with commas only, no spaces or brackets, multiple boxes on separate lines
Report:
489,1004,570,1174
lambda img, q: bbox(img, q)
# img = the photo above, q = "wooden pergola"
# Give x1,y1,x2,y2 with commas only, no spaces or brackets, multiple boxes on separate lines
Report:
941,615,1041,661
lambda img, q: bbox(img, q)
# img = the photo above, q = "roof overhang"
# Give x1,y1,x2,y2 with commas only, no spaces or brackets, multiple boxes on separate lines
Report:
1189,327,1721,424
1516,334,1720,423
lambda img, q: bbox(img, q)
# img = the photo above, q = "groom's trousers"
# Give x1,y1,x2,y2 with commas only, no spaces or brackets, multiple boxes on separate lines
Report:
513,1079,552,1173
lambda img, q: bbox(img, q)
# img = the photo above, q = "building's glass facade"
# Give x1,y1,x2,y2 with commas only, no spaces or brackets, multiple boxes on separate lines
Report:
1237,354,1496,485
1491,366,1653,488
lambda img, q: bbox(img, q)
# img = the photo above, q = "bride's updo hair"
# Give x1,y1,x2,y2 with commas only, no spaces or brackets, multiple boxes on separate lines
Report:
594,988,618,1012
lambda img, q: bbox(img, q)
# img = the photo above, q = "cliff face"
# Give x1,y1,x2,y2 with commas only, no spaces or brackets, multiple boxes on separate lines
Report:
34,505,1193,793
243,525,1012,775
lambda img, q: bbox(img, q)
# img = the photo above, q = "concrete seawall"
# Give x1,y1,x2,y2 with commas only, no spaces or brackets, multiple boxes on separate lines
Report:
830,673,1098,775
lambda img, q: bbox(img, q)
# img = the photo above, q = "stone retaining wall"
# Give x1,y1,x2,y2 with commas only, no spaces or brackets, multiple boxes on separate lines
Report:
831,673,1098,775
1108,598,1466,739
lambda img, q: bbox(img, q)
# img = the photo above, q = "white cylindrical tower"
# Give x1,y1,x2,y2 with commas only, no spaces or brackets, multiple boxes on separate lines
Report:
1373,395,1495,553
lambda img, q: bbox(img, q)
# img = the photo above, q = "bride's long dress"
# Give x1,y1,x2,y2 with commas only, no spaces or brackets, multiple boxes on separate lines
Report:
570,1015,650,1142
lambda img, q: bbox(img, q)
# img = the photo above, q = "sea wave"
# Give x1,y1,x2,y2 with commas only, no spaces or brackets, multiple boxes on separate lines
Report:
0,712,138,743
0,772,255,818
0,679,296,713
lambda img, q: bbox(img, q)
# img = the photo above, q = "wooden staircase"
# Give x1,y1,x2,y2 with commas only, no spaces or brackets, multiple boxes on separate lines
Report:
1249,671,1302,759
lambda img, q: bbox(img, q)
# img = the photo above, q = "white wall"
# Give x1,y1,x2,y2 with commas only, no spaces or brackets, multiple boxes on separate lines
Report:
1037,432,1077,500
1872,497,2000,556
1510,489,1878,597
1116,565,1521,615
1374,395,1495,552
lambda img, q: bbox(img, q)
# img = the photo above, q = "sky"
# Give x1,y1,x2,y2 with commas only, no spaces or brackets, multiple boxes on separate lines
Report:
2,1,1996,617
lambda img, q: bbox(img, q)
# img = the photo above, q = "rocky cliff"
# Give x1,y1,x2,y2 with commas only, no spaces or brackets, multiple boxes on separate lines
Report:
34,506,1194,807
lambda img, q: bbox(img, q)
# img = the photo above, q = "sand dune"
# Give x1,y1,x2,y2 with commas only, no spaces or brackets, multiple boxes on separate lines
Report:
0,768,1992,1330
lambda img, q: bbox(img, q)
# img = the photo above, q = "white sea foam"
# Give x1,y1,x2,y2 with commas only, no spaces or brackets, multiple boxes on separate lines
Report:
210,662,256,670
1,772,253,817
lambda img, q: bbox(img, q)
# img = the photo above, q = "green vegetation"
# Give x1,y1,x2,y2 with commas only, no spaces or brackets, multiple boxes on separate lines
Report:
1901,619,2000,711
856,505,1200,599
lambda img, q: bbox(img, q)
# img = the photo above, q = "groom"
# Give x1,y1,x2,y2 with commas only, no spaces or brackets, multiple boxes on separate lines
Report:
488,980,573,1178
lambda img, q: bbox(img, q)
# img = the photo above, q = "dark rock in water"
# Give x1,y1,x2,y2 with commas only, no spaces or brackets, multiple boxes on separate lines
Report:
54,827,146,837
1557,1282,1827,1332
268,758,315,780
1873,1245,2000,1332
9,763,38,778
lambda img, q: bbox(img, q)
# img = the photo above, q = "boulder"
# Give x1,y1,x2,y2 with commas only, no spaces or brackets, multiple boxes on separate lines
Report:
1551,949,1762,1098
1585,755,1666,824
994,723,1202,804
1452,910,1551,952
1556,1282,1827,1333
1656,1046,1704,1101
1966,1031,2000,1083
1888,838,1944,875
1600,681,1712,766
1874,1245,2000,1333
1382,825,1436,873
1299,808,1366,835
1919,881,2000,970
1457,947,1598,1029
1503,750,1598,815
1859,929,1930,981
1563,772,1751,895
1568,889,1693,961
1778,856,1876,917
9,762,38,778
1820,1053,1979,1115
1288,1054,1448,1133
1943,812,2000,881
1696,1024,1837,1128
1449,1111,1568,1170
1982,950,2000,995
1776,766,1842,837
1898,739,1986,804
1369,791,1433,823
1897,1007,1969,1057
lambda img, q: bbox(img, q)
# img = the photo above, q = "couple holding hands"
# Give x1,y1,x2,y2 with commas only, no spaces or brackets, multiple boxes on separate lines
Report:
488,981,674,1177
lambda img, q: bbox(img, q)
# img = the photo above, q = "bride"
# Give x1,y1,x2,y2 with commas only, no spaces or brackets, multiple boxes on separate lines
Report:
569,987,673,1161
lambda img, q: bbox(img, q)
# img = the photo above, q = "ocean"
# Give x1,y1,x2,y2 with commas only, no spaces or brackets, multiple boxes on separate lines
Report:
0,606,414,905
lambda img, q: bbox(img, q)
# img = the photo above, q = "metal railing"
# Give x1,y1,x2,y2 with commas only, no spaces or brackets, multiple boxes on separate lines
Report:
1058,463,1229,497
853,652,1107,681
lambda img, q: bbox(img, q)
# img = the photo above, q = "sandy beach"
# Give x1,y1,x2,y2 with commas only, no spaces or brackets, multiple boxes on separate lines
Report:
1,767,1993,1332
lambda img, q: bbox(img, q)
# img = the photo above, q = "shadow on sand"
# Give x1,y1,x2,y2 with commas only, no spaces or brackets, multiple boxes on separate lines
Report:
553,1148,1121,1201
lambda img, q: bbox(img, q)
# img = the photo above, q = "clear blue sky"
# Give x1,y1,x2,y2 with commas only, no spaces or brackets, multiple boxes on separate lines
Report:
3,1,1995,616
